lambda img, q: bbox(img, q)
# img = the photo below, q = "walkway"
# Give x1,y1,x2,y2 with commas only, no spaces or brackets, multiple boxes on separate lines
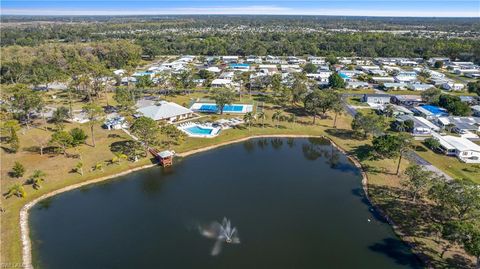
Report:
405,151,453,181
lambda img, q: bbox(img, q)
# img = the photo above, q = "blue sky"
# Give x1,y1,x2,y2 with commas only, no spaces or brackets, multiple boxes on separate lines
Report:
1,0,479,17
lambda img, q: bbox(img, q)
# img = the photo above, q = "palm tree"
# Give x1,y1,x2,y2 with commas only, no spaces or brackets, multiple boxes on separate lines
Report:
75,162,84,175
28,170,46,189
257,111,266,128
5,184,26,198
288,113,297,126
243,112,255,130
83,103,105,147
272,111,283,128
92,162,103,172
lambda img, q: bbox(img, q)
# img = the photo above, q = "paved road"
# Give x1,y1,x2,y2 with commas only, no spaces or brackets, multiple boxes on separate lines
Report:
405,151,453,181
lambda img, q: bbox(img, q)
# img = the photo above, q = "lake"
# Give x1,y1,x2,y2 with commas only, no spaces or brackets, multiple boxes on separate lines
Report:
29,137,423,269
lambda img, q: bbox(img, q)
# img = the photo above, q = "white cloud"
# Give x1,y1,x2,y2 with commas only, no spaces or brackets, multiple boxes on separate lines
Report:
1,5,478,17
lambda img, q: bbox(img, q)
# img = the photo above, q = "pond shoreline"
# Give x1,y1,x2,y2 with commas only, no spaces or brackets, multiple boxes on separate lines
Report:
19,134,422,269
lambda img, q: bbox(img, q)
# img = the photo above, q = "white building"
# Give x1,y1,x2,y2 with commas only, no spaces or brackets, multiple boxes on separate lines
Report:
136,101,193,122
442,82,465,91
346,81,370,89
222,56,239,63
211,79,234,88
432,133,480,163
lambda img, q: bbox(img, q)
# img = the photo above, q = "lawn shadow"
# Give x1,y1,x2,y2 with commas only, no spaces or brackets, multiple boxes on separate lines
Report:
368,238,424,268
325,128,360,141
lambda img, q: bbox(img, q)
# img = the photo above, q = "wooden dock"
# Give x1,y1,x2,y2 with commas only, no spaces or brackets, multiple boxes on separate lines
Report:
149,148,175,167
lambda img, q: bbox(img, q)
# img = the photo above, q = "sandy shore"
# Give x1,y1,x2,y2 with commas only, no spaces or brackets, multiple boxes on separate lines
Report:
19,134,403,268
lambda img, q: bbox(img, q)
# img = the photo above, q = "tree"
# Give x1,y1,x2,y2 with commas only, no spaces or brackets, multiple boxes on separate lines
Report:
243,112,255,129
424,137,441,151
402,164,434,203
83,103,104,147
9,126,19,153
136,75,153,89
272,111,283,128
438,94,471,116
50,130,73,156
421,88,442,105
467,81,480,96
52,106,70,129
288,113,297,126
75,162,84,175
291,73,308,104
130,116,160,155
372,133,412,175
429,180,480,222
351,111,387,138
4,184,26,198
328,73,346,89
27,170,46,189
10,84,44,129
11,162,25,178
92,162,104,172
326,55,338,65
441,221,480,266
70,127,88,146
304,89,339,124
197,69,214,86
211,88,236,114
257,111,266,128
160,124,185,146
303,63,318,73
113,87,135,111
434,61,444,69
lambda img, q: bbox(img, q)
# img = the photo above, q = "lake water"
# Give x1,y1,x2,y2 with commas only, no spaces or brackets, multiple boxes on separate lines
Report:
29,138,422,269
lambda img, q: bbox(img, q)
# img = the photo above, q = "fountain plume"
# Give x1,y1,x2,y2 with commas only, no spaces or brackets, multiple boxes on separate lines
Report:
199,217,240,256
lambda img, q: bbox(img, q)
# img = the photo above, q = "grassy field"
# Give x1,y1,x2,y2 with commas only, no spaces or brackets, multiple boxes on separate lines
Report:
1,92,476,268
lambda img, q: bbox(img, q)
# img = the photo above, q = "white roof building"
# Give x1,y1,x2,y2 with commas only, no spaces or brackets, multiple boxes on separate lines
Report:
432,133,480,163
211,79,234,88
136,101,193,122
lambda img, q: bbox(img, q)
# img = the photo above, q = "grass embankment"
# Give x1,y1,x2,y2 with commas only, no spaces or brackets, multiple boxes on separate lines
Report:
1,95,475,268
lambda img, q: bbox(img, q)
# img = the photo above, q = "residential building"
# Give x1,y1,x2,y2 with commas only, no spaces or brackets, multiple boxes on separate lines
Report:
431,133,480,163
361,94,391,104
391,95,423,107
407,84,434,91
395,115,439,136
442,82,465,91
346,81,370,89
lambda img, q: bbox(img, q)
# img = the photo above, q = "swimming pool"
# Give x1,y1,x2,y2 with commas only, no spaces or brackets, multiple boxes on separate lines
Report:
419,105,448,116
190,103,253,114
339,73,350,79
199,104,244,113
186,126,214,135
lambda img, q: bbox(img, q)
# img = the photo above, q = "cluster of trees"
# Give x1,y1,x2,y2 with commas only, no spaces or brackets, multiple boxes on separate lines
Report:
401,164,480,265
2,17,479,62
5,161,47,198
1,40,141,85
135,32,479,62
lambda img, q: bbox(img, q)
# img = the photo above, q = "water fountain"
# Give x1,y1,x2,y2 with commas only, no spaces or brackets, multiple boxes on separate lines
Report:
199,218,240,256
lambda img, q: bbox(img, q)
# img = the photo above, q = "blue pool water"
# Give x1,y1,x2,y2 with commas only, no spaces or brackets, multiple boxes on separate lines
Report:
339,73,350,79
419,105,448,116
199,104,244,113
186,126,214,135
